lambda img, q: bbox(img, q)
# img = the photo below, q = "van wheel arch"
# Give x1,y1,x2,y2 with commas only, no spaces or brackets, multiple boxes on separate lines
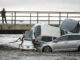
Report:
42,46,52,52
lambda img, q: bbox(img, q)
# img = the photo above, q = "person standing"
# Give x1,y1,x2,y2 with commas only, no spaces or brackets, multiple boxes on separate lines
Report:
1,8,7,24
19,32,26,48
9,32,26,49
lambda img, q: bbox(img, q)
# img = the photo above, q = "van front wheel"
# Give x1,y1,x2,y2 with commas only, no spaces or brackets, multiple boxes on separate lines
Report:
43,46,52,53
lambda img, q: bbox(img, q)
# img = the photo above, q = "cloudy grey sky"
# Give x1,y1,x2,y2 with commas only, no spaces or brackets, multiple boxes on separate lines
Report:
0,0,80,11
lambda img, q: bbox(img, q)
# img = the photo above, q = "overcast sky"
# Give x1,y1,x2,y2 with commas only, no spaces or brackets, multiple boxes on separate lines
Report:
0,0,80,11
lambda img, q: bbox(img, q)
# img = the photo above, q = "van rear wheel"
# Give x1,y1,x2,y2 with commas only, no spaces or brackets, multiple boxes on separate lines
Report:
43,46,52,53
78,46,80,51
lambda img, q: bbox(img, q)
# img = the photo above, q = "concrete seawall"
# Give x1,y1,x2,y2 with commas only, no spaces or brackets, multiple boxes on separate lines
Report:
0,24,33,34
0,24,59,34
0,24,34,30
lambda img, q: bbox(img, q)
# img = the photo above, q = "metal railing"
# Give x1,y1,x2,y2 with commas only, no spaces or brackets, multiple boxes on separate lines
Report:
0,11,80,25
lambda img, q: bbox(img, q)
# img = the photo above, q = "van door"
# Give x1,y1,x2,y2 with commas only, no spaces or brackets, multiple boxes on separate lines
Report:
53,35,69,51
66,35,80,50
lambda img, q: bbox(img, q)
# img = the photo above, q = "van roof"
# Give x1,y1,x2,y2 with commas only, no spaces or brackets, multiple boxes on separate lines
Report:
63,33,80,36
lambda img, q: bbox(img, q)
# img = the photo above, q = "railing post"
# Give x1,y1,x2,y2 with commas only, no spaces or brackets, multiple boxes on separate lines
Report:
37,12,38,23
14,12,16,24
30,13,31,24
11,12,13,24
59,12,61,26
67,12,68,19
48,13,50,24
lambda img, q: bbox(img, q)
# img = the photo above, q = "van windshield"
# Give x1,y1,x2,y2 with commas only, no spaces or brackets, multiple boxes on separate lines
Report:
34,26,41,38
24,30,32,41
68,35,80,40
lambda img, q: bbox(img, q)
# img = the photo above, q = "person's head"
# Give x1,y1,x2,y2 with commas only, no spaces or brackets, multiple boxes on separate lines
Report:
53,37,56,40
2,8,5,11
23,31,25,34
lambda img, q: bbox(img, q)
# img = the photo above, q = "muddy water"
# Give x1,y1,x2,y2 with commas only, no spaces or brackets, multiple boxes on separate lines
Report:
0,34,80,60
0,47,80,60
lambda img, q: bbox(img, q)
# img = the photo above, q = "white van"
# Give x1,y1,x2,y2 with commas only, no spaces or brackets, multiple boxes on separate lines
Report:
21,24,60,50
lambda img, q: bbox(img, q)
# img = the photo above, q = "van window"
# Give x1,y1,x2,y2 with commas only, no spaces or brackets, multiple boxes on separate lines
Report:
68,35,80,40
41,36,52,42
34,26,41,38
24,30,32,41
56,35,68,41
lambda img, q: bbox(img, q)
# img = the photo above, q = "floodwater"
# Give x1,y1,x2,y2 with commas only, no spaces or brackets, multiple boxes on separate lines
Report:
0,34,80,60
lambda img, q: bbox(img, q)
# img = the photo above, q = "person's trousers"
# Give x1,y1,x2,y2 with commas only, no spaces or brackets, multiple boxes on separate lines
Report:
2,17,7,24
